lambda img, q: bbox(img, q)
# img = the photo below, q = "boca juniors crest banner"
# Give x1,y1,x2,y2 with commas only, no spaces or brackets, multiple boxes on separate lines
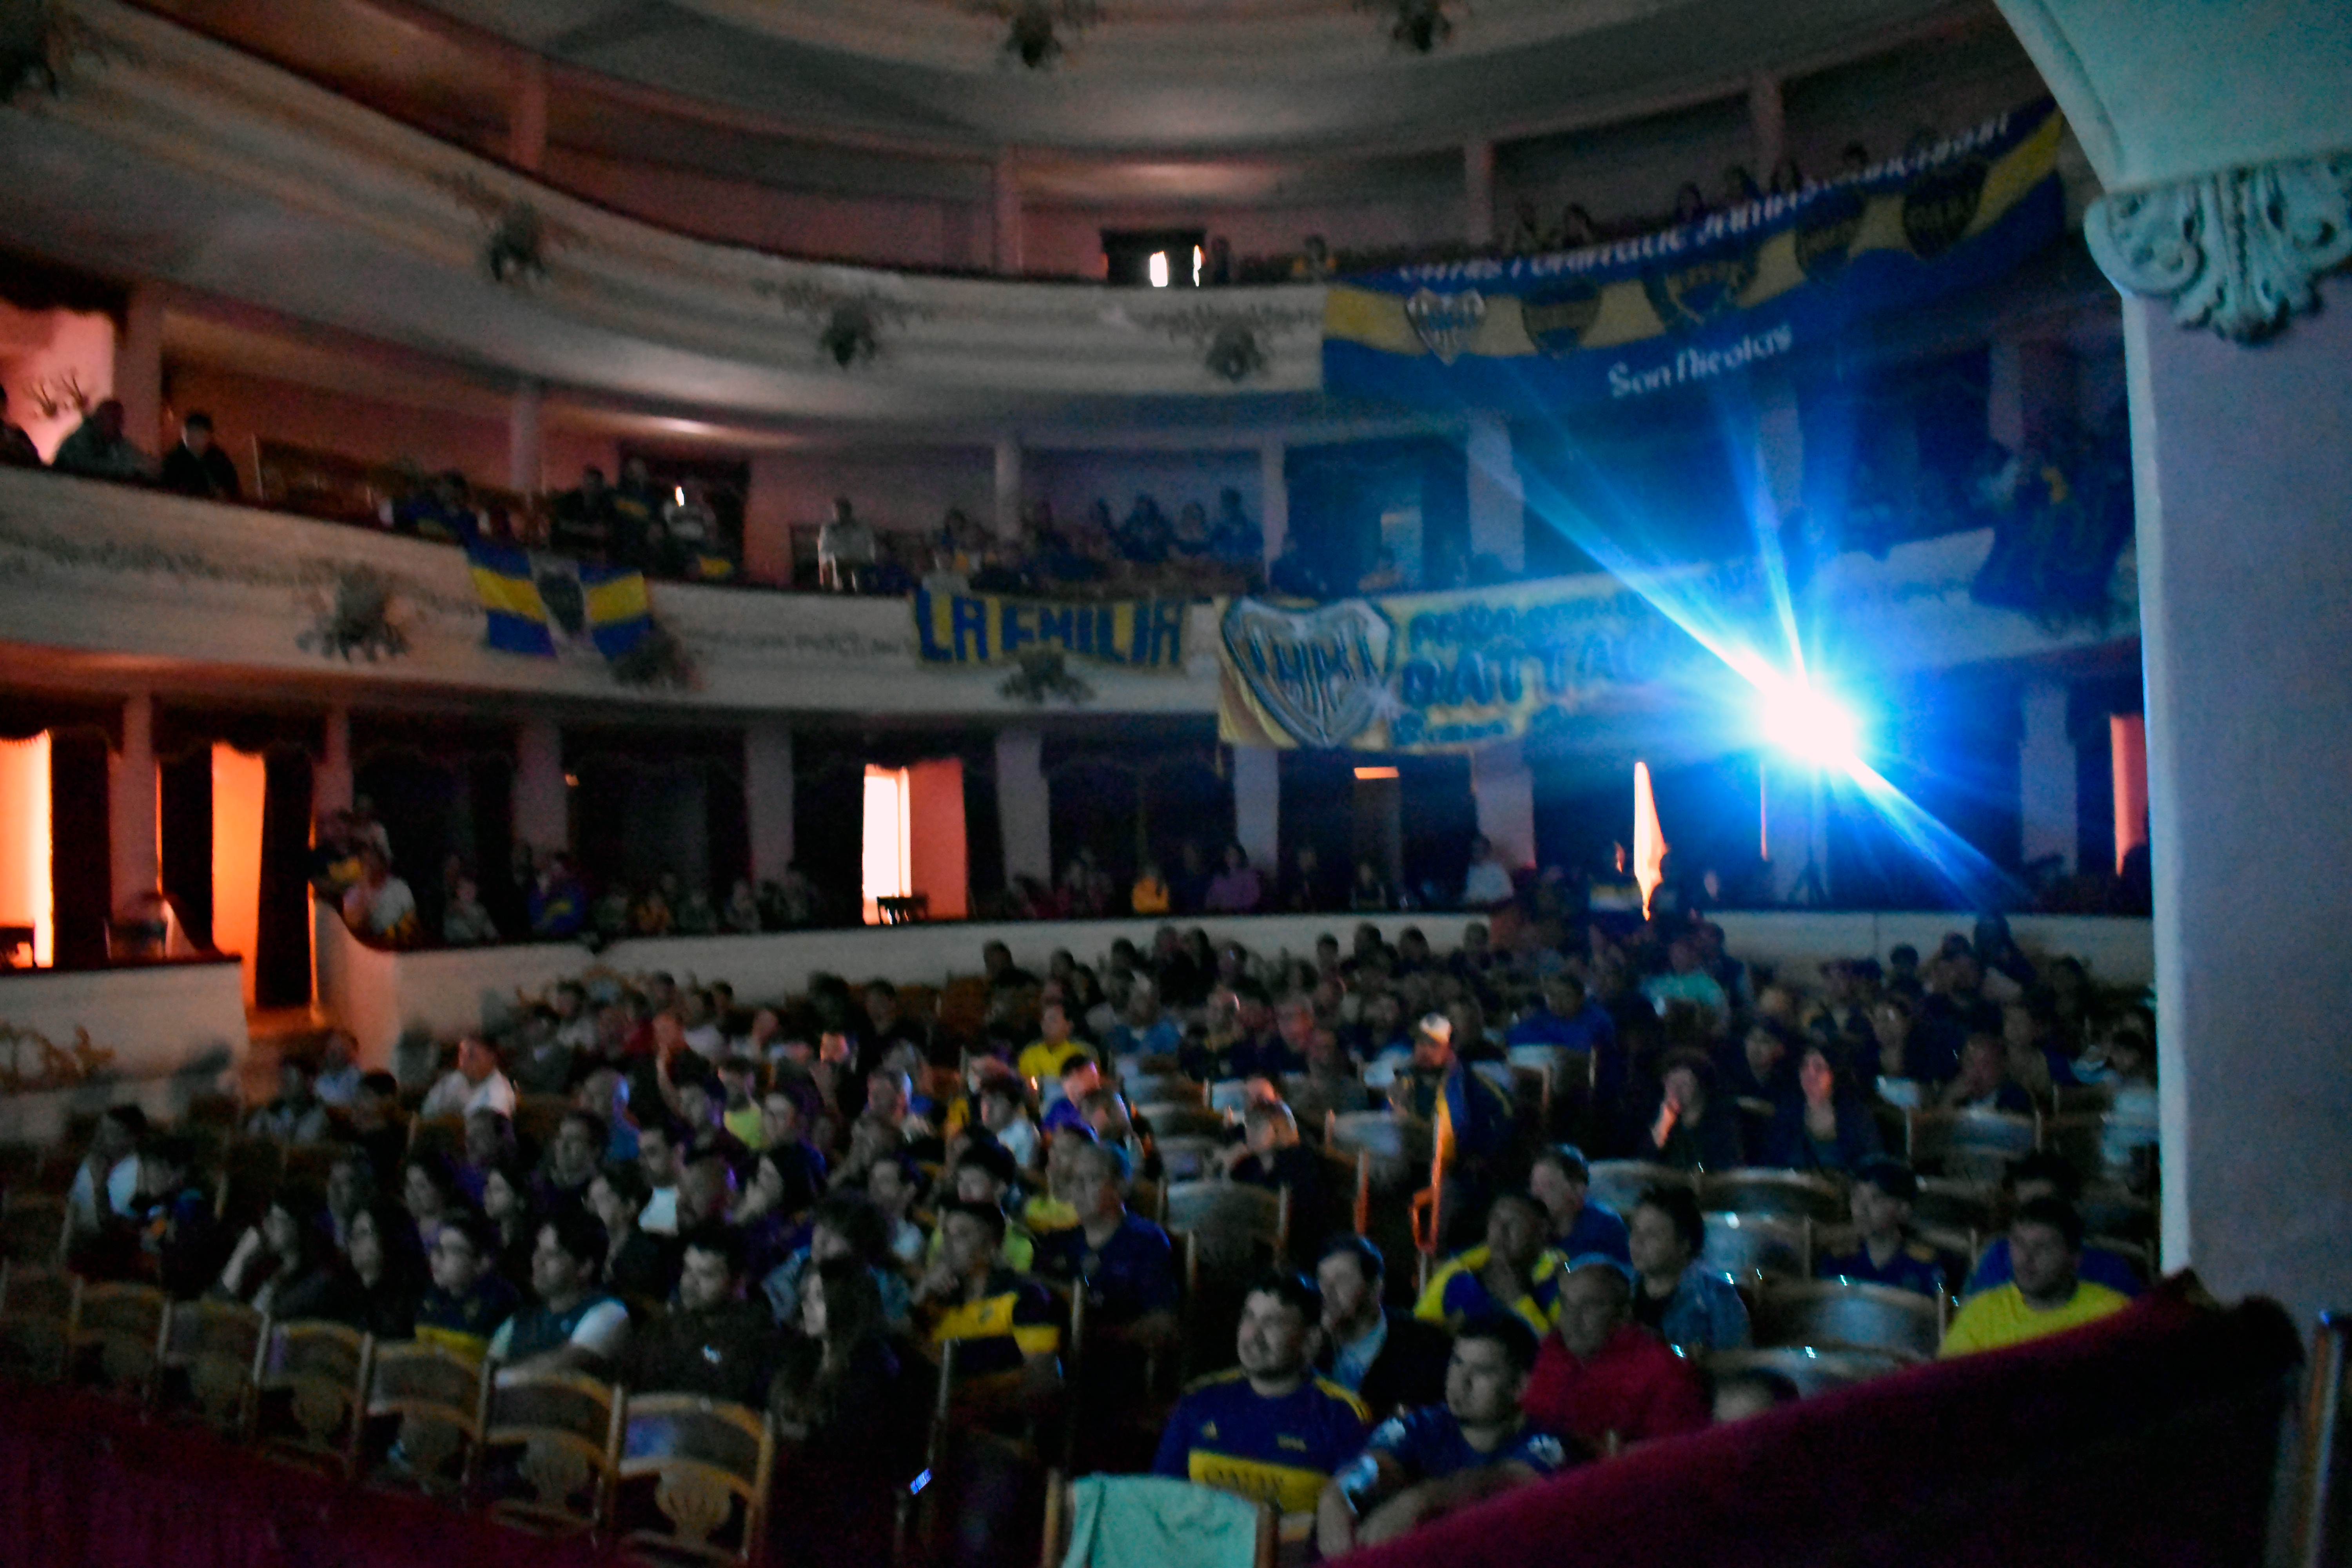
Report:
1322,100,2064,412
914,587,1191,670
1217,568,1759,753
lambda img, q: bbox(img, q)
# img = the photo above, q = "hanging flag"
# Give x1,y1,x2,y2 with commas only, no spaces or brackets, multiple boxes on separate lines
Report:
1633,760,1668,919
465,544,653,661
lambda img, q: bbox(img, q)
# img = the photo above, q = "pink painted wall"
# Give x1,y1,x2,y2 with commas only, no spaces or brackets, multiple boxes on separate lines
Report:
0,305,116,461
162,363,612,497
744,447,993,581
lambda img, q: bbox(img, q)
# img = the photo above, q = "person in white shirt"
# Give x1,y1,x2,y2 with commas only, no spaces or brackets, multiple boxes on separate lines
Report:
419,1035,518,1120
1459,837,1516,909
637,1118,685,1235
66,1104,147,1243
485,1211,633,1375
312,1030,363,1107
342,847,417,941
817,496,877,592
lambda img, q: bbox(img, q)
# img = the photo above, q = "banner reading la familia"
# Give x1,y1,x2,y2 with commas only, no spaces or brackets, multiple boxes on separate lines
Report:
914,586,1191,670
1323,99,2064,413
1217,566,1762,753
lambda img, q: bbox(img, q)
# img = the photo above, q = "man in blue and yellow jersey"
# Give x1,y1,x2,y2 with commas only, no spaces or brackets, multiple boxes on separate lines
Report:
1153,1270,1370,1515
914,1198,1063,1380
1416,1190,1568,1336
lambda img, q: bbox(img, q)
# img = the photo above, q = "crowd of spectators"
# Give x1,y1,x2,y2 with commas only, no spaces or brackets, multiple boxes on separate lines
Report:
33,887,2156,1562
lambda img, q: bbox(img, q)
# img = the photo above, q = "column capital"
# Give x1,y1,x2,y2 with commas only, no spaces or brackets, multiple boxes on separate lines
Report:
2085,151,2352,343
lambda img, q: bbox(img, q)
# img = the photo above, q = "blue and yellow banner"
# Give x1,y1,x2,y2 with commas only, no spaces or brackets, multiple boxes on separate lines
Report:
1323,100,2065,412
1218,567,1755,753
915,588,1190,670
466,544,652,661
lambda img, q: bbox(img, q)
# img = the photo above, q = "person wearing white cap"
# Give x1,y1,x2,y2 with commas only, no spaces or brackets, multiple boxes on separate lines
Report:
1390,1011,1513,1241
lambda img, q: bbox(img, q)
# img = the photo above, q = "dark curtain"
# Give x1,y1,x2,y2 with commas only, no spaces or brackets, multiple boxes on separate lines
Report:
791,748,864,927
1046,757,1136,885
1398,753,1475,901
48,730,110,968
256,747,313,1008
964,746,1004,908
0,694,120,747
1139,755,1230,872
159,749,213,948
1278,750,1357,882
468,757,524,937
703,760,749,901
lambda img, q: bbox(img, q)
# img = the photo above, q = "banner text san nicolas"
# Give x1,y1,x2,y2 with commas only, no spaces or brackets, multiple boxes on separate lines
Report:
1321,100,2064,412
1218,567,1758,754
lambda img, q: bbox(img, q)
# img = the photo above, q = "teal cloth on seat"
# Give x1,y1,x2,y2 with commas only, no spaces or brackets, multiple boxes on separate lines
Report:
1062,1474,1263,1568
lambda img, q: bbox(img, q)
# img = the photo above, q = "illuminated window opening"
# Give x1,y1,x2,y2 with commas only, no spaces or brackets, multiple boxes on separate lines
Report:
862,765,912,924
1148,250,1171,289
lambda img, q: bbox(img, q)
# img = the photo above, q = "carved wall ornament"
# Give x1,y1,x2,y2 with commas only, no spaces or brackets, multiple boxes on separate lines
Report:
1,3,136,103
434,173,576,288
1357,0,1455,53
970,0,1102,70
0,1021,116,1093
998,650,1094,706
751,279,931,368
2085,153,2352,343
299,565,409,662
1143,302,1321,383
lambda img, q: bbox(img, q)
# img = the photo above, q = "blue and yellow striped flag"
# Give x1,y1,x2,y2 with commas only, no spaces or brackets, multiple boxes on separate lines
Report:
466,544,653,661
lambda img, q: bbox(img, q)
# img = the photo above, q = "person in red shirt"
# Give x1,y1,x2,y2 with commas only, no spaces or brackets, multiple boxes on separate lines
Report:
1521,1255,1709,1453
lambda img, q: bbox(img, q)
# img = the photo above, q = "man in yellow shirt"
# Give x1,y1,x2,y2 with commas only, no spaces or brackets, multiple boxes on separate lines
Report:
1016,1002,1096,1087
1941,1198,2131,1358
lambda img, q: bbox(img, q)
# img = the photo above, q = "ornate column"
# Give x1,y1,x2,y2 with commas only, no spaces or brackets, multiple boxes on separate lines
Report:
2017,679,2076,877
513,716,568,857
994,728,1051,888
1463,139,1495,249
1259,439,1288,569
1465,411,1524,574
743,721,795,881
108,690,158,912
1230,746,1279,875
113,283,165,456
508,377,544,496
1469,740,1534,870
1996,0,2352,1329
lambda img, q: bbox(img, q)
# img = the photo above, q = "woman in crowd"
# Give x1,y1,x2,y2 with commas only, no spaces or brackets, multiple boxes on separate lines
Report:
588,1161,678,1314
1627,1186,1750,1353
1762,1044,1884,1172
401,1154,466,1255
1638,1051,1744,1171
480,1158,540,1285
322,1197,423,1339
732,1145,813,1283
767,1257,915,1561
216,1183,340,1319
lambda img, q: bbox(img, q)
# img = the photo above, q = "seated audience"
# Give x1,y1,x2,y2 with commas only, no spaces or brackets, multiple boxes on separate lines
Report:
635,1117,686,1235
1962,1153,2147,1299
215,1183,340,1319
766,1257,913,1561
588,1162,679,1312
1417,1191,1568,1335
401,1154,465,1254
481,1158,541,1285
415,1211,521,1363
51,398,153,481
321,1197,424,1339
1761,1043,1883,1171
763,1189,913,1334
1459,838,1515,909
1626,1187,1750,1352
1527,1145,1632,1263
419,1034,517,1119
1941,1197,2130,1357
341,847,418,943
1519,1256,1710,1450
1203,843,1265,913
1154,1270,1370,1514
65,1103,145,1247
158,411,239,499
441,876,498,944
1223,1100,1330,1243
1314,1236,1453,1419
624,1223,776,1405
486,1209,630,1374
1318,1314,1569,1554
341,1071,410,1180
912,1198,1063,1381
1637,1051,1743,1171
1032,1140,1180,1347
1816,1157,1947,1296
1940,1029,2035,1114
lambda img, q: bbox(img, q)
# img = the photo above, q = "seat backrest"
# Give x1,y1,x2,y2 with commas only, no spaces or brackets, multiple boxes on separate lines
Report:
72,1280,169,1396
1752,1278,1944,1361
0,1260,78,1380
1049,1472,1276,1568
1699,1169,1848,1226
1319,1147,1372,1236
1699,1212,1811,1287
1206,1080,1253,1114
1585,1160,1695,1216
1911,1178,1997,1233
160,1298,266,1432
1152,1137,1223,1183
1122,1073,1203,1109
1703,1345,1912,1401
618,1394,775,1564
1,1191,68,1265
1140,1104,1227,1141
1908,1109,2037,1180
1165,1182,1287,1280
367,1341,486,1486
256,1320,372,1464
1323,1112,1426,1192
482,1367,623,1525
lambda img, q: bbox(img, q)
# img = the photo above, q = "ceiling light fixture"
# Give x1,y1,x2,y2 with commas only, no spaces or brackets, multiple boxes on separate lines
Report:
1359,0,1455,53
975,0,1103,70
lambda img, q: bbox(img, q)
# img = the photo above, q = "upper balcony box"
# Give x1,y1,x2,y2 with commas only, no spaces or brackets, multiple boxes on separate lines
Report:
1,0,1325,421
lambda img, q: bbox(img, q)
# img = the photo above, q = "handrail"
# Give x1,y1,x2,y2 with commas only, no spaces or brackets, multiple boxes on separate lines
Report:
2287,1313,2352,1568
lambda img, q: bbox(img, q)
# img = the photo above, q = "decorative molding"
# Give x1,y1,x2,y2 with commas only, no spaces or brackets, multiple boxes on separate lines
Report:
1,2,135,103
298,565,410,662
1143,303,1324,384
2085,152,2352,342
970,0,1102,70
433,172,576,288
749,279,935,369
997,650,1094,705
0,1021,117,1093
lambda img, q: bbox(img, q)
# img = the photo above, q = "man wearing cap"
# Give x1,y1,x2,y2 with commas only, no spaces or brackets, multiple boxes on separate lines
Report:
1520,1255,1709,1452
1816,1157,1946,1298
1393,1011,1513,1208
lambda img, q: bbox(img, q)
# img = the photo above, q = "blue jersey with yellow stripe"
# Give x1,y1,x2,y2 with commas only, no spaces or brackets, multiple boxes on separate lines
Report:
1152,1370,1370,1514
1413,1245,1568,1336
924,1269,1062,1377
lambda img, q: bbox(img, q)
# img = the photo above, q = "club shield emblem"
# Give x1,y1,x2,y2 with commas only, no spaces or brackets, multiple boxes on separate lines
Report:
1222,598,1394,748
1641,247,1760,333
1902,159,1987,260
1404,289,1485,364
1519,279,1605,358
